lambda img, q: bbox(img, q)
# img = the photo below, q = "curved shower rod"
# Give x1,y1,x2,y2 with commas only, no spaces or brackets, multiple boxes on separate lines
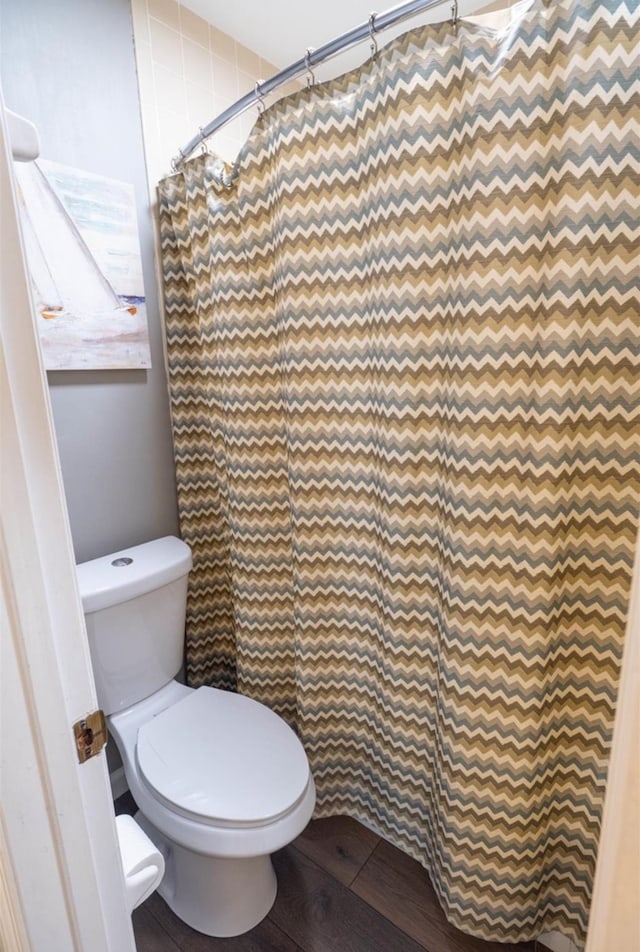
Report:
172,0,459,169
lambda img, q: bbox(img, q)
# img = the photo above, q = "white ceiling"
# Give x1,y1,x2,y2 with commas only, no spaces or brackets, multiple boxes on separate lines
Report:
181,0,498,70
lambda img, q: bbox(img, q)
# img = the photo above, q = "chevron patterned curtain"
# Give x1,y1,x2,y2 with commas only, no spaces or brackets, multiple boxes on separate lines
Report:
158,0,640,945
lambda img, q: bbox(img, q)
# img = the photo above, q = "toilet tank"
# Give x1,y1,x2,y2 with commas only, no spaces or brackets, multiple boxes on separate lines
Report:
76,536,192,715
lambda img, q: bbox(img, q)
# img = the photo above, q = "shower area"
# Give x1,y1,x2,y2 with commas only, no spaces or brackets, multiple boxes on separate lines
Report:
144,0,640,948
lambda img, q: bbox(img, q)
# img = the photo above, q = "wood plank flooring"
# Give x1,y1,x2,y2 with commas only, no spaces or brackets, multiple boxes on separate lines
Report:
116,796,550,952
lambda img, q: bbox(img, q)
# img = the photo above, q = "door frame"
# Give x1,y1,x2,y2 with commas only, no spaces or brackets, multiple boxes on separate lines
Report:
0,86,136,952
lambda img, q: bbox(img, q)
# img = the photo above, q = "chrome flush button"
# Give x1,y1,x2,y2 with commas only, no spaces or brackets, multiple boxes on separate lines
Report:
111,557,133,567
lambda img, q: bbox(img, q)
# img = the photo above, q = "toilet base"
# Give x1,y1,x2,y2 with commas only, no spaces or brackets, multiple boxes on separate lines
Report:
135,811,277,937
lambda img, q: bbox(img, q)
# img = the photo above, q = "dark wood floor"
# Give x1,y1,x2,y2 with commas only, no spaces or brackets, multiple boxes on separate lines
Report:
116,794,549,952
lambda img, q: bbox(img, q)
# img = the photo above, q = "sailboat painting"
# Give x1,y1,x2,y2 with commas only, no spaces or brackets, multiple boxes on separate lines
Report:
15,158,151,370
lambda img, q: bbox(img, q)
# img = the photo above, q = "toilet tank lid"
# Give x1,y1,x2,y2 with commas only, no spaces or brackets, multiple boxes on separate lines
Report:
76,536,192,613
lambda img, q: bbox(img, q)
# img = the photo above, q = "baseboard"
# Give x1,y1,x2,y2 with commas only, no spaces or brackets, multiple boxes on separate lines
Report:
109,766,129,800
538,931,581,952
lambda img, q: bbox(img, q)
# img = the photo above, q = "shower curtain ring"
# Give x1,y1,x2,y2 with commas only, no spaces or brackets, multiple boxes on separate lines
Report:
369,13,378,58
171,146,185,172
305,48,315,87
255,80,265,117
198,127,210,156
451,0,459,30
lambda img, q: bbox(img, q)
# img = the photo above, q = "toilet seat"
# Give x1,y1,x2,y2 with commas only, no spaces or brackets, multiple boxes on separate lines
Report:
136,686,310,828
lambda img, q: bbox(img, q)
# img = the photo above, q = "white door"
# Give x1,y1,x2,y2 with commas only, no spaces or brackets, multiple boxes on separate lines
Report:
0,86,136,952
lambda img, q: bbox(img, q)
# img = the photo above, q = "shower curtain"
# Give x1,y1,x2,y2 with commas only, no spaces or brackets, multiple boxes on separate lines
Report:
158,0,640,945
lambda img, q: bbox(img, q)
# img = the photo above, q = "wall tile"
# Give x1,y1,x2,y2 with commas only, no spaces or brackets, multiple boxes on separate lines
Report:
149,17,182,71
216,131,244,161
182,35,212,88
130,0,150,45
133,0,512,179
179,5,209,48
224,110,251,146
139,110,163,184
239,109,258,141
159,107,192,163
209,25,236,63
238,69,257,100
474,0,515,10
236,43,259,78
186,80,215,128
259,56,277,80
213,91,233,116
285,79,305,98
133,0,288,174
148,0,180,31
153,62,186,114
212,54,238,101
134,39,155,104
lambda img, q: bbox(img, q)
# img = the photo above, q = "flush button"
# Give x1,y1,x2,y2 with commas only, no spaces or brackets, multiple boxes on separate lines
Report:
111,557,133,567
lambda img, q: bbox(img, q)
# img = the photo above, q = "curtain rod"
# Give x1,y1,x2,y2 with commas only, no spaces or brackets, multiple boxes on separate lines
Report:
172,0,458,169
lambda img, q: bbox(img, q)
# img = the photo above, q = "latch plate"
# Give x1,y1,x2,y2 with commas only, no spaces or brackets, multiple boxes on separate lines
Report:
73,710,108,764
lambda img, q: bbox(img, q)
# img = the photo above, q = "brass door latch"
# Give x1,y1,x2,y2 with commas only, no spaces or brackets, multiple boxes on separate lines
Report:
73,710,108,764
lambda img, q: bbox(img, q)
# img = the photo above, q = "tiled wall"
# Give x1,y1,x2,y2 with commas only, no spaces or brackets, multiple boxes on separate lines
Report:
130,0,286,187
131,0,524,191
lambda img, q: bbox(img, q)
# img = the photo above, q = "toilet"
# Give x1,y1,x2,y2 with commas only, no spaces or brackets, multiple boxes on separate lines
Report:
76,535,315,938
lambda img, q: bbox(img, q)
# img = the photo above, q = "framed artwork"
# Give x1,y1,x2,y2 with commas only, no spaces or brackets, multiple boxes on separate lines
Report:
15,158,152,370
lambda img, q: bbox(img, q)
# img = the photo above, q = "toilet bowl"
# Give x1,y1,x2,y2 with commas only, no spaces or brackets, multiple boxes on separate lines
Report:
77,536,315,937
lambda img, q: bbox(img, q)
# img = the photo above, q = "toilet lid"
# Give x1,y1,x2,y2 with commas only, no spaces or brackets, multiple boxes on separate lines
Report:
136,686,310,826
